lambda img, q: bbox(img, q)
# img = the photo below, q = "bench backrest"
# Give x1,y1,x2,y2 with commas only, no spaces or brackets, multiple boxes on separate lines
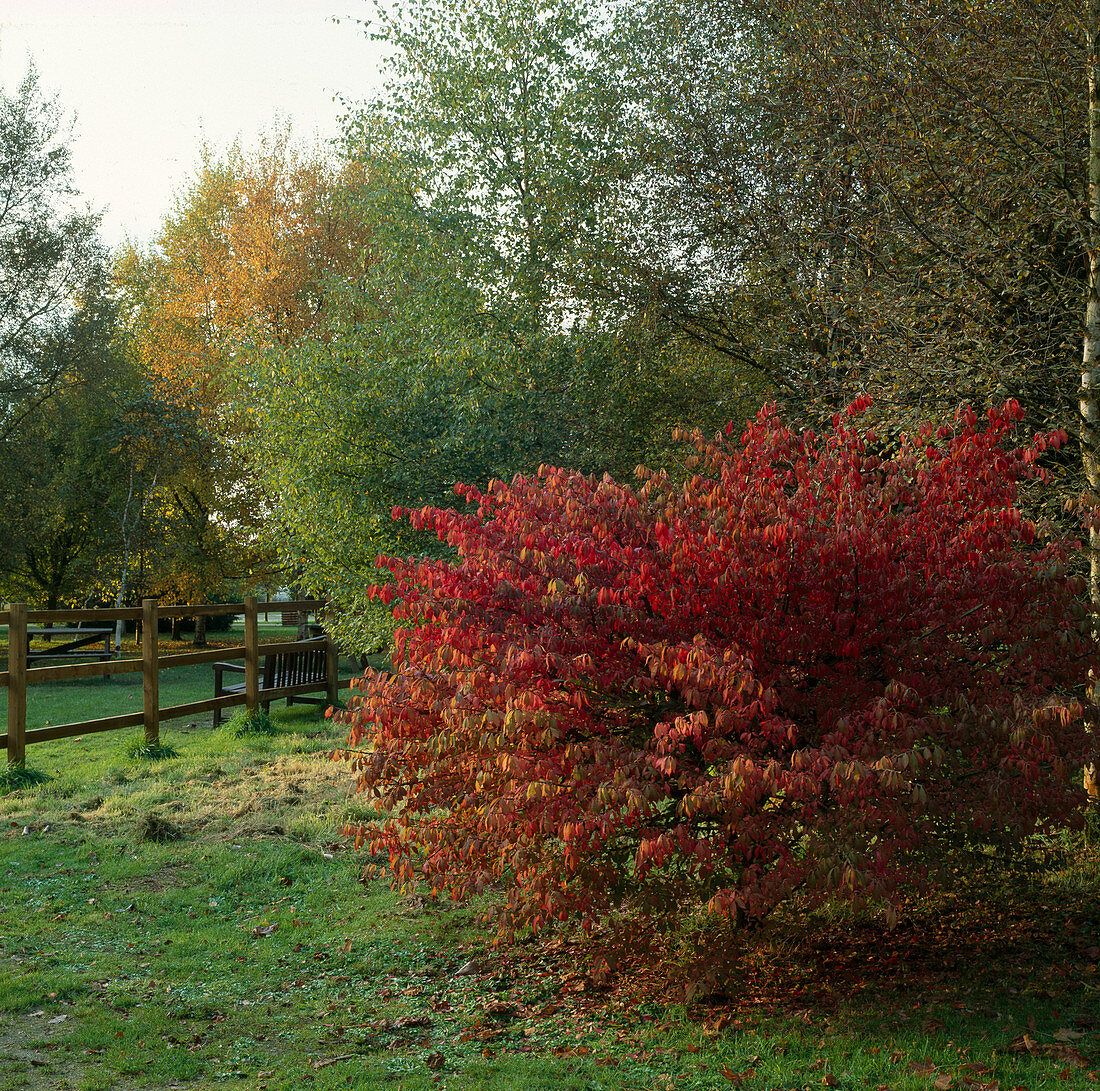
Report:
264,644,327,688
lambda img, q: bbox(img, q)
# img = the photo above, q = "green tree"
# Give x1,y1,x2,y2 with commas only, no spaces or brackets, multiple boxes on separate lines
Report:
348,0,644,332
99,381,212,648
244,0,763,651
114,133,377,640
0,64,106,442
0,293,127,608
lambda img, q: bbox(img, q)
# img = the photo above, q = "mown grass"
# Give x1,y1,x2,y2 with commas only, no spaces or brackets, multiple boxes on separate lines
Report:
0,691,1098,1089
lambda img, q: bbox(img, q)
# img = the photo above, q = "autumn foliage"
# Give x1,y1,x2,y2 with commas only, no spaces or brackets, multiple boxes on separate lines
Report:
340,399,1097,936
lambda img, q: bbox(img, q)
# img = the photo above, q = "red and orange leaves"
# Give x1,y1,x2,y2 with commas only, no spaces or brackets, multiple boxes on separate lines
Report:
338,401,1096,939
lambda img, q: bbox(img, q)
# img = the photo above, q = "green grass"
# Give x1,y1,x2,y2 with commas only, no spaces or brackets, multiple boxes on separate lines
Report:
0,691,1098,1088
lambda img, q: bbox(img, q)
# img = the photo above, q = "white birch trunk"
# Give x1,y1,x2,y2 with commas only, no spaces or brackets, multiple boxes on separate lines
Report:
112,465,157,653
1083,1,1100,801
113,551,131,653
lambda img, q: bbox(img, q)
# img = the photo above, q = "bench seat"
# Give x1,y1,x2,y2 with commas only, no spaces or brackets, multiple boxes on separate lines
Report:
212,641,331,726
28,649,113,661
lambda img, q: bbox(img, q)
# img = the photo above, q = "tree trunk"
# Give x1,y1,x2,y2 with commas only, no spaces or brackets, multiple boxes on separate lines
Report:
193,612,208,648
113,549,131,652
1083,2,1100,803
291,582,310,640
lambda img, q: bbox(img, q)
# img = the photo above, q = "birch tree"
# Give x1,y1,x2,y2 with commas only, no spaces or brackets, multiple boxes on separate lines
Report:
113,134,371,638
1084,0,1100,797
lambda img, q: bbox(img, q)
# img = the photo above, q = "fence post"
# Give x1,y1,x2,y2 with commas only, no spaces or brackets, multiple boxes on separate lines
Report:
244,596,259,715
325,634,338,707
142,598,159,745
5,604,27,766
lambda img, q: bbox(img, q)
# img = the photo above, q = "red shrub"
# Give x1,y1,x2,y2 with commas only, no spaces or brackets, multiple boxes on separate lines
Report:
339,399,1097,936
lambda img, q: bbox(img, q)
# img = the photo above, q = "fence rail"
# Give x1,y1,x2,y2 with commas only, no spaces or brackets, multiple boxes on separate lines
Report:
2,597,335,765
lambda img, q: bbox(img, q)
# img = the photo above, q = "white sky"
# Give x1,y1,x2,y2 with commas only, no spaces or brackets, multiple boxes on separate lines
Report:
0,0,386,250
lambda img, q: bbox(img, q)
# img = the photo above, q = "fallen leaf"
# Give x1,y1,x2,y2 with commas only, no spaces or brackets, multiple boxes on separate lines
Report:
425,1052,445,1070
341,937,353,953
911,1061,937,1077
1054,1029,1086,1042
1049,1044,1090,1068
720,1066,756,1085
48,1015,68,1025
251,923,279,938
961,1063,994,1077
934,1074,954,1090
310,1055,354,1071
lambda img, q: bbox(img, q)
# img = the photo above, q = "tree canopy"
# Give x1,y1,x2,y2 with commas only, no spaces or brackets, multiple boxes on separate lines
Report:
239,0,762,649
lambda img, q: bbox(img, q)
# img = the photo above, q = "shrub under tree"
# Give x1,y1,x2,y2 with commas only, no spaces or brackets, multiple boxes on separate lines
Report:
339,399,1097,937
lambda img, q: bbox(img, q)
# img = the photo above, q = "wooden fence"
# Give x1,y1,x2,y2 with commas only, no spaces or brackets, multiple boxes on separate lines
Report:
0,597,337,766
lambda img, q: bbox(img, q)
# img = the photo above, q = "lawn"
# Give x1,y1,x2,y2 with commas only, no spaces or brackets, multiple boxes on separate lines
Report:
0,690,1098,1088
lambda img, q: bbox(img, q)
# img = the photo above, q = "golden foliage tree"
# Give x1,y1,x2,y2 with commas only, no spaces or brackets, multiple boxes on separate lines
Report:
121,130,374,410
113,131,374,640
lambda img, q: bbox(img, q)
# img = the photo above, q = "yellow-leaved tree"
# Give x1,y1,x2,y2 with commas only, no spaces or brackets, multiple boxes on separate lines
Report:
114,131,375,642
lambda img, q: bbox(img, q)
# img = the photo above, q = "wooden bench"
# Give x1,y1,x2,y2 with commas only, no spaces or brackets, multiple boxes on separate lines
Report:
27,627,114,680
212,639,332,727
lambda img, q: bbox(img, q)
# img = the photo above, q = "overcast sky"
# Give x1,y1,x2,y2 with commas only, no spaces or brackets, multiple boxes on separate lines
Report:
0,0,386,249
